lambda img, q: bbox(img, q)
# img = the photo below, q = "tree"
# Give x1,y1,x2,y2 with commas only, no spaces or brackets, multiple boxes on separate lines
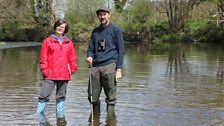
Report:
0,0,33,23
130,0,153,39
216,0,224,26
66,0,105,24
30,0,54,26
153,0,201,32
65,0,105,41
0,0,35,41
30,0,54,39
114,0,127,13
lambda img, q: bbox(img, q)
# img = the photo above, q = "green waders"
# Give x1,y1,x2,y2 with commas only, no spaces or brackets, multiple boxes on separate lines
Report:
88,63,117,113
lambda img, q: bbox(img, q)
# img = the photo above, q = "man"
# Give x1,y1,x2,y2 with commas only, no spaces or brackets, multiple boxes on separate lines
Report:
85,6,125,114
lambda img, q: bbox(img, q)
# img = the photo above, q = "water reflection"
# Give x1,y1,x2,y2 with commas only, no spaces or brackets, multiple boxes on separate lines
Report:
105,112,117,126
1,43,224,125
36,113,67,126
166,43,191,75
88,111,117,126
217,55,224,77
88,112,101,126
57,117,67,126
36,113,48,126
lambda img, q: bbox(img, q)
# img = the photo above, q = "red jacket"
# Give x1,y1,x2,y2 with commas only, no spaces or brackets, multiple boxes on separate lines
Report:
40,35,77,80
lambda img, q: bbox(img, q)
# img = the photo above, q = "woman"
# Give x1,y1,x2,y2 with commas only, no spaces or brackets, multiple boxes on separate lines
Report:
36,19,77,119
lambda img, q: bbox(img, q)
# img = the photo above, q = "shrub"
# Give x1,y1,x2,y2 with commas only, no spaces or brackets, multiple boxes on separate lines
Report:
1,21,28,41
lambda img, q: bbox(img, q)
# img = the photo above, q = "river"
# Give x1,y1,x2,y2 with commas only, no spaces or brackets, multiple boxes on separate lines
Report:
0,42,224,126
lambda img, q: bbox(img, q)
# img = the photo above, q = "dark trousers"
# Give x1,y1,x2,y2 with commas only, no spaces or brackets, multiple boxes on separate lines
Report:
38,80,68,102
88,63,117,105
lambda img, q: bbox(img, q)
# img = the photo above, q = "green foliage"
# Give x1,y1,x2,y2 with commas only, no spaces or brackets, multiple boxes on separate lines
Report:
160,33,182,42
185,18,207,40
67,22,93,42
186,19,208,34
65,0,106,42
26,25,50,42
1,0,224,43
66,0,105,24
203,24,224,42
113,0,154,28
112,0,154,41
184,17,224,43
181,1,224,43
0,21,28,41
150,21,184,43
127,0,153,24
0,20,49,42
151,22,170,36
31,0,53,26
114,0,127,13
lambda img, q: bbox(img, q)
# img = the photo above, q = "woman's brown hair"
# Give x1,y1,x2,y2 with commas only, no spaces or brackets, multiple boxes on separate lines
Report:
53,19,69,34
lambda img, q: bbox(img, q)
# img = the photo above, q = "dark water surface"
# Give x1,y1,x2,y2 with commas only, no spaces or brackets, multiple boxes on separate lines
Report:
1,42,224,126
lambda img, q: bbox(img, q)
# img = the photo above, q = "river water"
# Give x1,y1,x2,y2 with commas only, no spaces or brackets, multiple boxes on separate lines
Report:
0,42,224,126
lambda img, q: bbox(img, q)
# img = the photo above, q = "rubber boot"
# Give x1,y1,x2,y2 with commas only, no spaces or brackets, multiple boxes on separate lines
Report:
36,102,47,124
57,117,67,126
93,103,100,113
107,104,115,116
56,100,65,118
37,113,48,126
106,110,116,126
88,102,100,125
36,102,47,114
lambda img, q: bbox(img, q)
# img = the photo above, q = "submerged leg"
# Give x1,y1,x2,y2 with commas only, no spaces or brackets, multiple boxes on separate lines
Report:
56,100,65,118
36,101,47,124
36,101,47,114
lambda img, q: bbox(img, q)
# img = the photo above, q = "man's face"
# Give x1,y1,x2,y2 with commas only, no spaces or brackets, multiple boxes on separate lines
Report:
97,11,110,25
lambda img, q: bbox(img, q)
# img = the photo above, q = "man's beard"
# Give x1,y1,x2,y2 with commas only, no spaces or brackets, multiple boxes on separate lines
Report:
100,19,108,25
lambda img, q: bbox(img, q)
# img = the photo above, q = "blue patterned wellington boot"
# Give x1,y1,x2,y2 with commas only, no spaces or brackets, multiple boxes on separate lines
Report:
36,102,47,124
36,102,47,114
36,112,47,125
56,100,65,118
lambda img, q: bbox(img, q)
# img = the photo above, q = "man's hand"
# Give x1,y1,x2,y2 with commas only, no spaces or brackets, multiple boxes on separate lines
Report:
116,69,122,82
85,57,93,65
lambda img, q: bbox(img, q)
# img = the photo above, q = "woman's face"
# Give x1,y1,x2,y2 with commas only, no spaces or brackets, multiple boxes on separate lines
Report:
55,23,66,36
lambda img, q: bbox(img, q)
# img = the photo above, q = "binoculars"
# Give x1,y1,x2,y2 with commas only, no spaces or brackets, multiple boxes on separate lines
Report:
98,39,106,52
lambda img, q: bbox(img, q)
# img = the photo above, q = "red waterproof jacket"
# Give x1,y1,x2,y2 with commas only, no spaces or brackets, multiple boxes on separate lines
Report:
40,35,77,80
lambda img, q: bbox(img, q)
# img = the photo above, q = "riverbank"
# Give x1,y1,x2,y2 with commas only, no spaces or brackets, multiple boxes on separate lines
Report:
0,42,41,49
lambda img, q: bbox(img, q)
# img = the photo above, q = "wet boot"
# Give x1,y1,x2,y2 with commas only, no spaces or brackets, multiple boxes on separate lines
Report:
56,100,65,118
88,103,100,124
93,103,100,113
37,113,50,126
57,117,67,126
36,102,47,114
107,104,115,116
36,102,47,124
106,110,117,126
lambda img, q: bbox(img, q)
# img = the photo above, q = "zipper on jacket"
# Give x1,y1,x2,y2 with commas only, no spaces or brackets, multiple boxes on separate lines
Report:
59,44,62,76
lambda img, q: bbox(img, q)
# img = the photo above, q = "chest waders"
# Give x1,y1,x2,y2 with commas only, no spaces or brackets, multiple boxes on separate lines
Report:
88,64,101,125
